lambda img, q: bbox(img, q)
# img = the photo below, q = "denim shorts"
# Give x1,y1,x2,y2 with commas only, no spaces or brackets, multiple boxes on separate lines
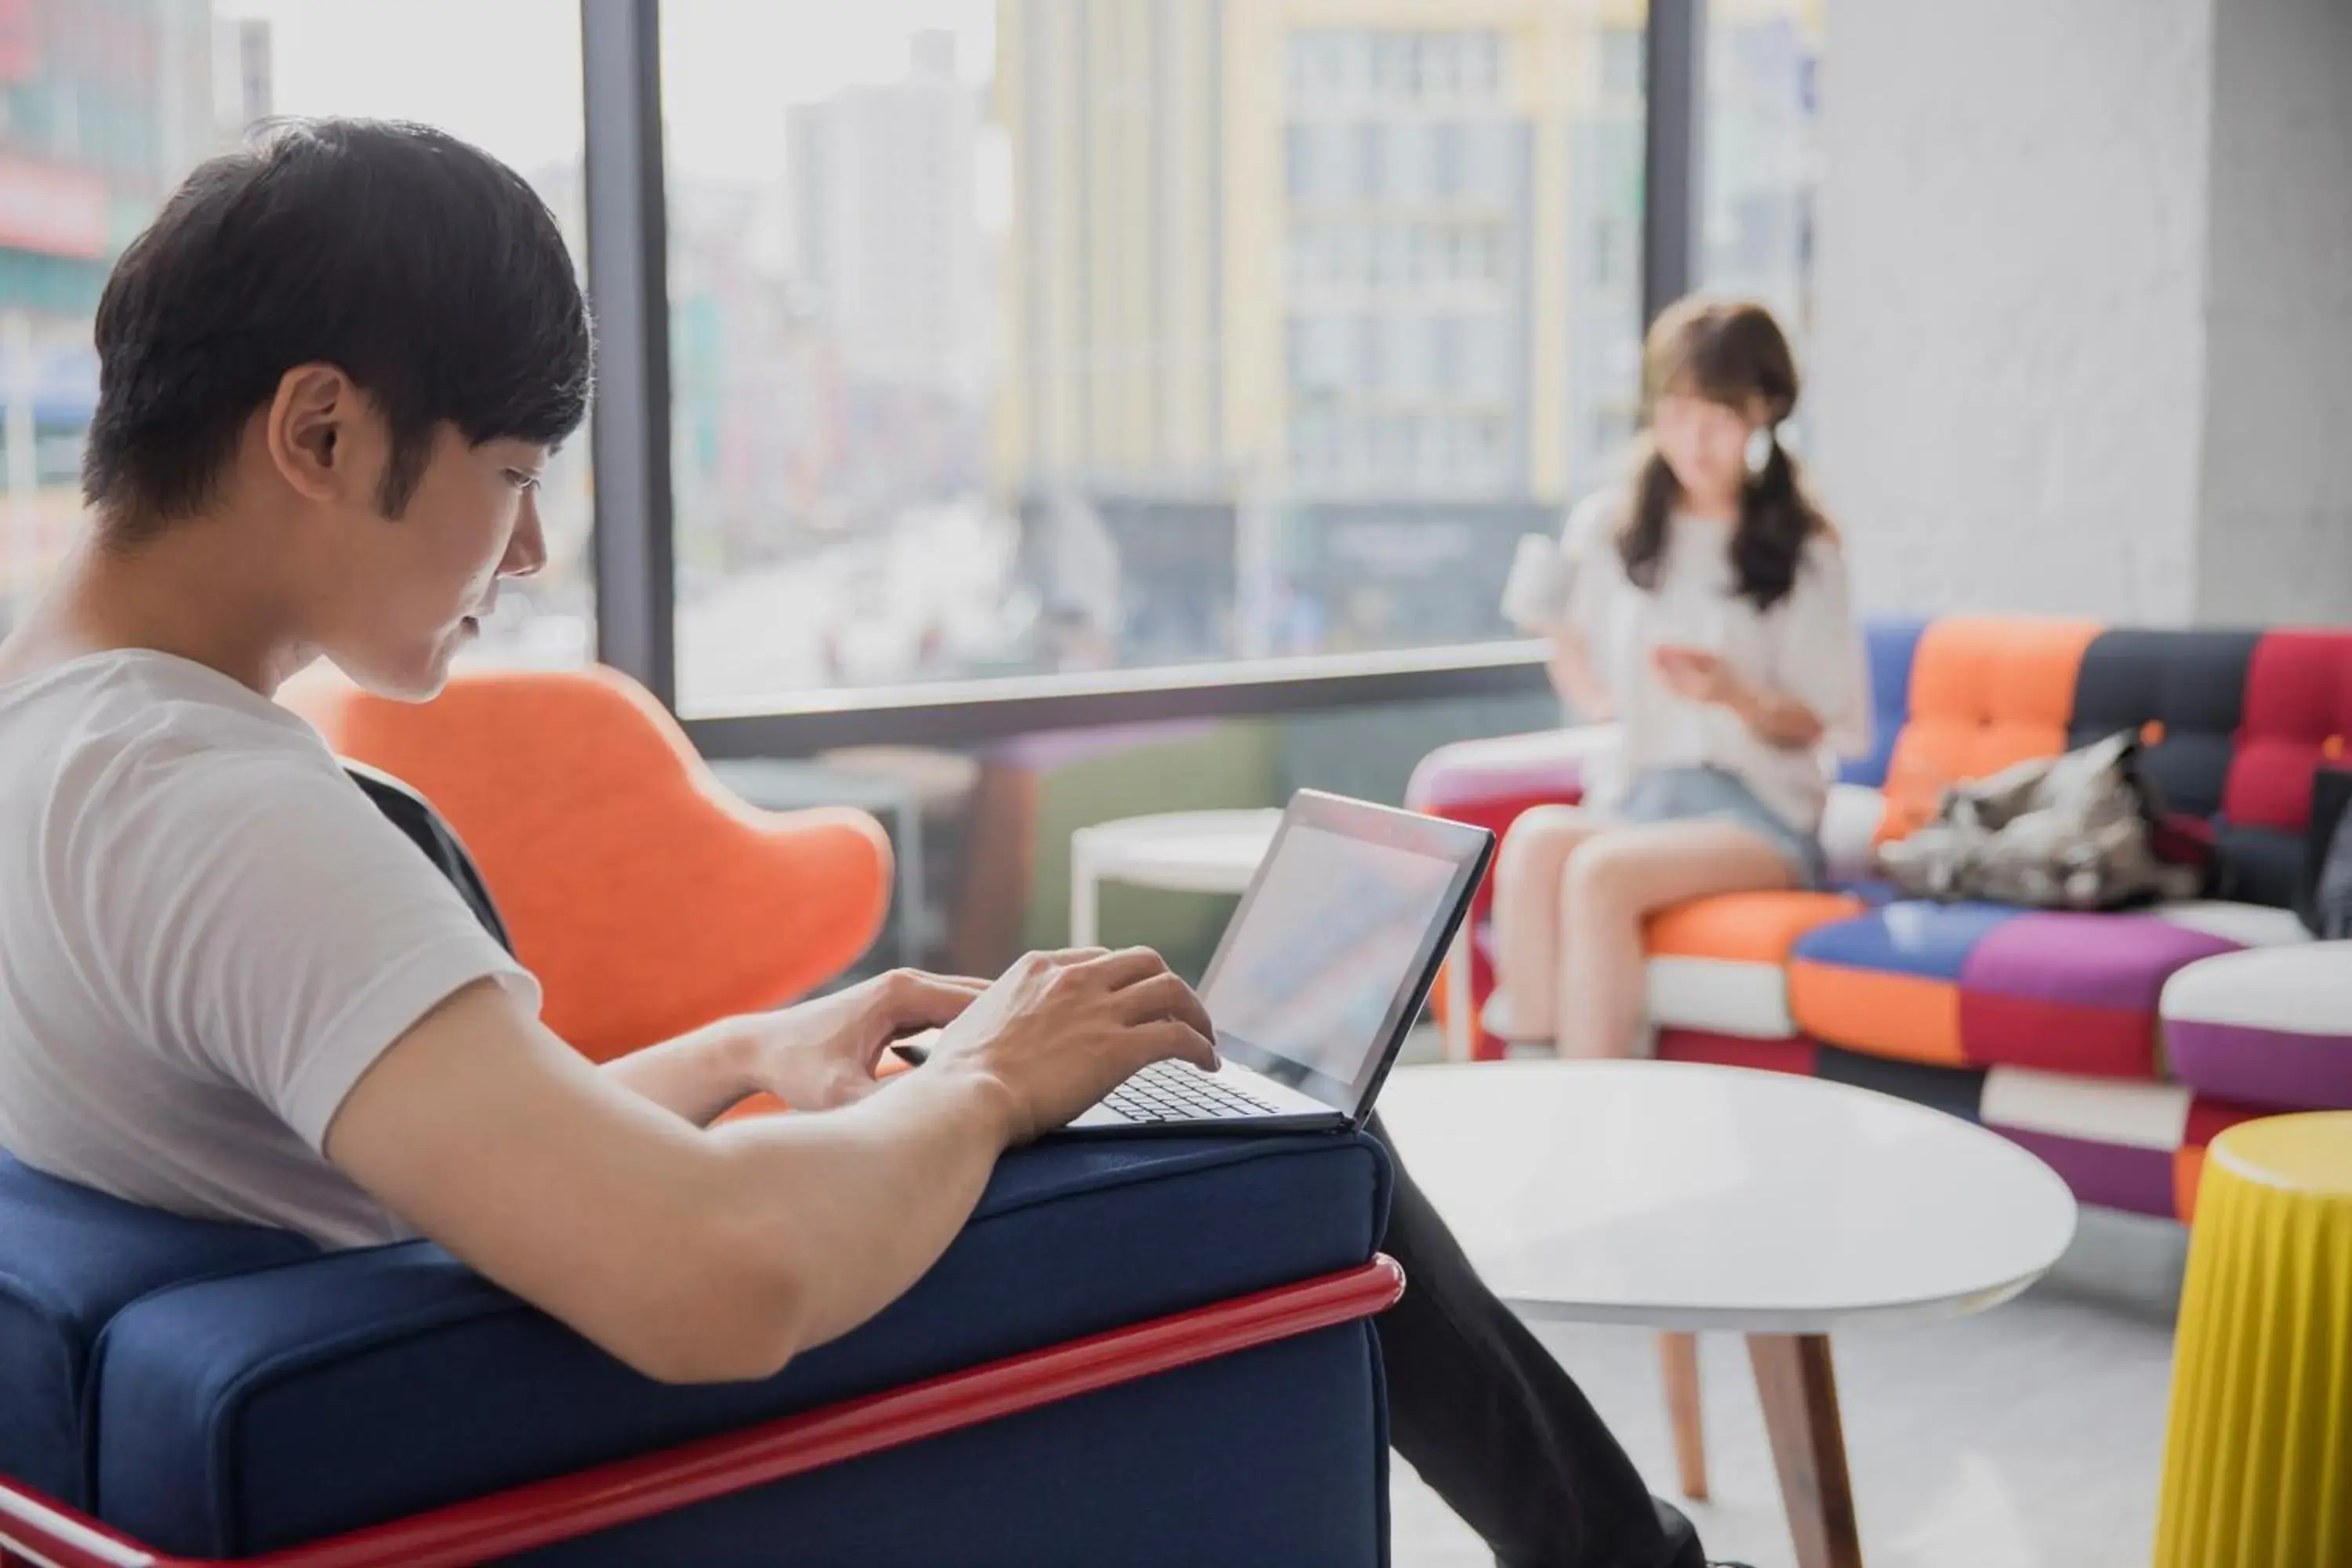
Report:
1616,766,1827,888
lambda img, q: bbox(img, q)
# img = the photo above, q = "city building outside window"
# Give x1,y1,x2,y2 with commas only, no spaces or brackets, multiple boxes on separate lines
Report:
0,0,591,669
664,0,1650,717
0,1,1719,719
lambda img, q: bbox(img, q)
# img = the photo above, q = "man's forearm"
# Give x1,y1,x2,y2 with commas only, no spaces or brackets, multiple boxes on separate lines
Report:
601,1020,1025,1367
331,981,1019,1386
694,1061,1018,1367
602,1018,759,1126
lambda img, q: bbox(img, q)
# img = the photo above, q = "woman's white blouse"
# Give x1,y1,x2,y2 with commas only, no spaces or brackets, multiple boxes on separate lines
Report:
1555,491,1871,836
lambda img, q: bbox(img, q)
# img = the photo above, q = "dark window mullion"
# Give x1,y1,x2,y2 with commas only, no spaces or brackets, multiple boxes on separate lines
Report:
581,0,677,706
1642,0,1703,328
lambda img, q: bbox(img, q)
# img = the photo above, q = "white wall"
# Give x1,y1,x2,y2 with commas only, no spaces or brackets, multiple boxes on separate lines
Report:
1811,0,2216,623
2194,0,2352,625
1812,0,2352,630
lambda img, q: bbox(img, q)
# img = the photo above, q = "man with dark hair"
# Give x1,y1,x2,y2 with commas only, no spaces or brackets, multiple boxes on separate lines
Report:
84,119,594,544
0,121,1720,1566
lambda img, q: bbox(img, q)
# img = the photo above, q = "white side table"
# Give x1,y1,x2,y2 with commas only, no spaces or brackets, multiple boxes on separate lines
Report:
1068,809,1283,948
1377,1059,2078,1568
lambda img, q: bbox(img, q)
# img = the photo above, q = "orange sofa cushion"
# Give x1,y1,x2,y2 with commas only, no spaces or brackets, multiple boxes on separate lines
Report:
1876,617,2103,842
1646,891,1867,963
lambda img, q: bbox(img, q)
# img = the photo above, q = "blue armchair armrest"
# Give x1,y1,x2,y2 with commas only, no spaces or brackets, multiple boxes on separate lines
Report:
2,1130,1396,1566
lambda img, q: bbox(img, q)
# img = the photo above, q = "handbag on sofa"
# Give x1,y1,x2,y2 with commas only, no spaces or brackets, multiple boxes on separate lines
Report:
1876,730,2202,909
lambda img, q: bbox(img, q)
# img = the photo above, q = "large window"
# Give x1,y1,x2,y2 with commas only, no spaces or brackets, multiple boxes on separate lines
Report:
0,0,590,666
0,2,1704,735
662,0,1646,717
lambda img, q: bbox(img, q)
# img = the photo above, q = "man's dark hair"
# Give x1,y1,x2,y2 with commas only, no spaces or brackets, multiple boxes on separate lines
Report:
84,118,593,535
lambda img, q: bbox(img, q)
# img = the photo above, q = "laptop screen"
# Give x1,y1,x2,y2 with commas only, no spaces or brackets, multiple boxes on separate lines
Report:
1200,798,1485,1113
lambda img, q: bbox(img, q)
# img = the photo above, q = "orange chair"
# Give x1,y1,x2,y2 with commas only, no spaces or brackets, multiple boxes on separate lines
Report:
284,665,891,1062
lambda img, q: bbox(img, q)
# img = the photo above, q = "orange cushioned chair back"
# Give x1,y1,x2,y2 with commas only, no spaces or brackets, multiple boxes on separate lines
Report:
285,666,891,1062
1875,616,2104,844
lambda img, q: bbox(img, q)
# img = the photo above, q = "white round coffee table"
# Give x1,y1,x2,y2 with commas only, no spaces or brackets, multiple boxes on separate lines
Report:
1068,809,1282,947
1376,1059,2078,1568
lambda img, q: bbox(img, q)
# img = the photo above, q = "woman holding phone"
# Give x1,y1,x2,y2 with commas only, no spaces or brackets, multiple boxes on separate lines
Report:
1492,298,1868,1058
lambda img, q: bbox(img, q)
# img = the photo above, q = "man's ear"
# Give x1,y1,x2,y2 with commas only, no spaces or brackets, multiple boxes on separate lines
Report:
265,363,355,503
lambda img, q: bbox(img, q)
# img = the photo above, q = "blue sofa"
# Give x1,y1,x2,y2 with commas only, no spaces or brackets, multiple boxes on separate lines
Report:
0,1130,1396,1566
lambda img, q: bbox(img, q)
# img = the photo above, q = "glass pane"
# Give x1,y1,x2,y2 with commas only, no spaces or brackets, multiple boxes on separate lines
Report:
664,1,1646,714
0,0,590,666
1700,0,1822,346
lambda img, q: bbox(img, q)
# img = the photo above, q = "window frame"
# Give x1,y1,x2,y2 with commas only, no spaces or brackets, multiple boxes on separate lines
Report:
578,0,1701,752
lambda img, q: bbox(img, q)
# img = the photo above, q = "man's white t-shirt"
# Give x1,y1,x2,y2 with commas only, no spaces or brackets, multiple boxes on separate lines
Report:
0,650,537,1247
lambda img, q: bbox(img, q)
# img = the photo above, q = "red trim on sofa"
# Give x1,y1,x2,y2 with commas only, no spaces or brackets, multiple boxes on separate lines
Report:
1957,993,2160,1079
0,1256,1406,1568
2183,1097,2267,1150
1654,1029,1820,1076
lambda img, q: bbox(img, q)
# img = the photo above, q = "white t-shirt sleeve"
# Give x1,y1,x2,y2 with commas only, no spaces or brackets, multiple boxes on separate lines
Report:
71,742,540,1152
1771,535,1872,759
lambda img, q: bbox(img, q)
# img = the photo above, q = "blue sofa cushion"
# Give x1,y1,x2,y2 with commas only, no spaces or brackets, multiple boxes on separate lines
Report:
89,1130,1390,1559
0,1155,315,1510
1840,618,1926,789
1791,900,2022,981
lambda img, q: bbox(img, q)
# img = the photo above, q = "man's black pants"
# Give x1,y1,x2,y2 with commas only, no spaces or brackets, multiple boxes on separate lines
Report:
1367,1115,1704,1568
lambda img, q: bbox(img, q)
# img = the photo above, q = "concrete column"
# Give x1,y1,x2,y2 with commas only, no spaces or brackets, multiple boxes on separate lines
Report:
1809,0,2352,627
2194,0,2352,624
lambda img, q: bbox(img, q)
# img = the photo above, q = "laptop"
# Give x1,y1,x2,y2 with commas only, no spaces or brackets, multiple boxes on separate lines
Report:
1049,789,1493,1138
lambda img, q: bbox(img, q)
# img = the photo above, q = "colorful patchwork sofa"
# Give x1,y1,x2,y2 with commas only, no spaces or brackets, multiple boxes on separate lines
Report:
1410,618,2352,1224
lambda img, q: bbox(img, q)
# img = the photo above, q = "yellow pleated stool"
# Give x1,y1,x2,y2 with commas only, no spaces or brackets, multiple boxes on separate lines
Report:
2155,1112,2352,1568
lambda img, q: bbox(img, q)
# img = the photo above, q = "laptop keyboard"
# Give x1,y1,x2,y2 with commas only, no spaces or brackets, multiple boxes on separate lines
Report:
1099,1059,1282,1123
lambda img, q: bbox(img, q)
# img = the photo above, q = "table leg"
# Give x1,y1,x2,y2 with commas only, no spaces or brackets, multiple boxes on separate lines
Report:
1658,1331,1708,1501
1747,1333,1861,1568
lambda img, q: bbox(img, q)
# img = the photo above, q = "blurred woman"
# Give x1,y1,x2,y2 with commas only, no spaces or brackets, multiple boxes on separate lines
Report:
1494,298,1867,1058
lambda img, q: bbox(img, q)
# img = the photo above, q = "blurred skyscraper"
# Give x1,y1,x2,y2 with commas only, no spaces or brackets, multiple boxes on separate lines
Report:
789,31,988,405
992,0,1646,659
